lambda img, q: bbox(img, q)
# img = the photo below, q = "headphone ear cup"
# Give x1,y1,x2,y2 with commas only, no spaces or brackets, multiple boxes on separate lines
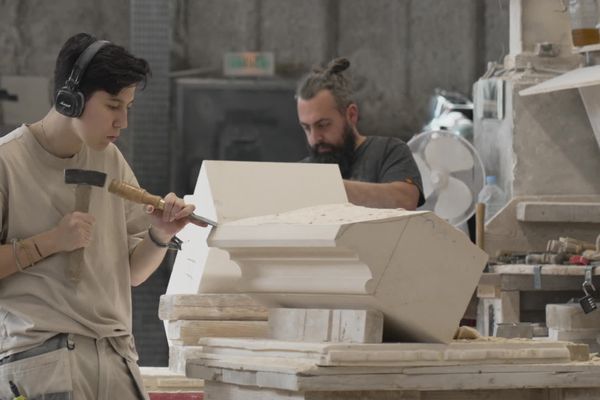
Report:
55,88,85,118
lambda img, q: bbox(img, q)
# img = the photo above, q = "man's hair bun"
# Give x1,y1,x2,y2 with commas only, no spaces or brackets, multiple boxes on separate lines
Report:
326,58,350,75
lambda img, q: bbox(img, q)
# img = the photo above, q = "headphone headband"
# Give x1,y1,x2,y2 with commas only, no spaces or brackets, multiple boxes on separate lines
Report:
55,39,110,118
65,40,110,89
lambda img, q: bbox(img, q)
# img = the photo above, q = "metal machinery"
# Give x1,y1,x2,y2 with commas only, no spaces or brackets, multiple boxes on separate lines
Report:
171,78,306,196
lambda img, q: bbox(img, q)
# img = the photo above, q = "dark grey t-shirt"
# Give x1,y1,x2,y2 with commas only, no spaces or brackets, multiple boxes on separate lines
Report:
303,136,425,207
349,136,425,207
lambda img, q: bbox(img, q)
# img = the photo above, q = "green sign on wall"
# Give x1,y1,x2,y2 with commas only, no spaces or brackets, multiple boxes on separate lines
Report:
223,52,275,77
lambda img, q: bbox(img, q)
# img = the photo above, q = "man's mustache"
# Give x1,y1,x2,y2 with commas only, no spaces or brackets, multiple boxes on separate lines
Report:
312,143,339,153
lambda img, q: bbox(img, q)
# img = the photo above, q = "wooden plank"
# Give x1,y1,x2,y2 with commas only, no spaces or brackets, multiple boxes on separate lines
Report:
478,272,600,292
159,294,268,321
191,361,600,393
140,366,204,392
167,320,269,345
477,283,501,299
516,201,600,223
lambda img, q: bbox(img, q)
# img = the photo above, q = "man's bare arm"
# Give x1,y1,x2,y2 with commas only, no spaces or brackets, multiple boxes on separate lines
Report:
343,180,420,210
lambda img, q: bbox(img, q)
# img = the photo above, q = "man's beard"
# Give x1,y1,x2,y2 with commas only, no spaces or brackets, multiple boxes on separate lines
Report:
307,123,356,179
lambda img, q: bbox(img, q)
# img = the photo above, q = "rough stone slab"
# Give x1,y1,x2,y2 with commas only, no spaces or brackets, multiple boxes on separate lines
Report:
490,264,600,276
516,201,600,223
546,303,600,331
167,320,269,345
205,381,600,400
548,329,600,354
193,337,579,367
268,308,383,344
189,355,600,393
169,345,205,375
495,322,533,339
159,294,268,321
140,367,204,392
549,328,600,341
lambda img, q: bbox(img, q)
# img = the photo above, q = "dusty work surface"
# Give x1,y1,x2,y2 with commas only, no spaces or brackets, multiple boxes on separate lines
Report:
187,338,600,394
489,264,600,276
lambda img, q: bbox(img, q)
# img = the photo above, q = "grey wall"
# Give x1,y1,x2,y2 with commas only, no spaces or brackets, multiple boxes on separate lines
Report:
0,0,510,138
0,0,509,366
172,0,509,139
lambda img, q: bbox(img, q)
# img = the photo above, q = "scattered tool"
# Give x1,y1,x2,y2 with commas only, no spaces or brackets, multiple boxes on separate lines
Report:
107,180,217,227
494,250,527,264
569,255,590,265
9,380,26,400
525,252,568,265
547,237,595,254
64,169,107,283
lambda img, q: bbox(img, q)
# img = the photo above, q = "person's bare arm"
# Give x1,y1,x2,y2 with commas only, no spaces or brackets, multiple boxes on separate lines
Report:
343,180,420,210
0,212,94,280
129,193,203,286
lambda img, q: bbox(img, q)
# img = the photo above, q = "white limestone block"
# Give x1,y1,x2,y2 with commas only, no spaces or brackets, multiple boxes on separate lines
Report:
168,344,205,375
548,328,600,341
546,303,600,331
209,203,488,343
167,161,347,295
268,308,383,343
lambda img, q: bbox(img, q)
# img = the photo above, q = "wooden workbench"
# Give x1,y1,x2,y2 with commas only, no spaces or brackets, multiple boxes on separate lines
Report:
187,337,600,400
477,264,600,336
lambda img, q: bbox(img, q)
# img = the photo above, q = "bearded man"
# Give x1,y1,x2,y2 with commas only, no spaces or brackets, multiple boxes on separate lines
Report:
297,58,424,210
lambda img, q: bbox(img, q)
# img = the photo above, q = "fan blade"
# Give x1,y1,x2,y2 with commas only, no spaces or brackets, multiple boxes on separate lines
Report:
424,135,474,172
413,154,434,198
434,177,472,220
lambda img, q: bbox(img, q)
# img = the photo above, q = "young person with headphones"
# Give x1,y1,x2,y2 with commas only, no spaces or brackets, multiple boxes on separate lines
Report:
0,33,199,399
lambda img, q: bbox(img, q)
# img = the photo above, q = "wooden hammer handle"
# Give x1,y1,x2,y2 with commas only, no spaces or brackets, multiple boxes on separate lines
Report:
108,179,217,227
108,180,165,210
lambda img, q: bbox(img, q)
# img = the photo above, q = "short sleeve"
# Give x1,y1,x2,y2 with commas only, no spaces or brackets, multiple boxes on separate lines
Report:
379,141,426,207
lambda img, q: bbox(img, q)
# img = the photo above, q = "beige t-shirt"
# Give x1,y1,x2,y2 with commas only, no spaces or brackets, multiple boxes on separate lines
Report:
0,125,149,358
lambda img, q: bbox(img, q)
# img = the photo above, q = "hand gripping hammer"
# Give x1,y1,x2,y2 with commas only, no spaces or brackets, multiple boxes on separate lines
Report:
64,169,107,283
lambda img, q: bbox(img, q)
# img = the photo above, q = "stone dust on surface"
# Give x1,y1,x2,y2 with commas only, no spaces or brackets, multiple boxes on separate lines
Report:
226,203,427,226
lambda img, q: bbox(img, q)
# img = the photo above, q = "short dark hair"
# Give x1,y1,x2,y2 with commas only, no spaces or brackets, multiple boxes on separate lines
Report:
296,57,353,112
53,33,151,103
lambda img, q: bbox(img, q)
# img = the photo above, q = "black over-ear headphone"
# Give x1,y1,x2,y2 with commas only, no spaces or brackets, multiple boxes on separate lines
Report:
55,40,110,118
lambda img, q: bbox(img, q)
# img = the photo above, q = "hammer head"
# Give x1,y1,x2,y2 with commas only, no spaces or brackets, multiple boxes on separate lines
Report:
64,169,107,187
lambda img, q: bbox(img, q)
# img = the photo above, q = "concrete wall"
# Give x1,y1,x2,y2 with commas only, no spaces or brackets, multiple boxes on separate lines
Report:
0,0,509,138
172,0,509,139
0,0,129,76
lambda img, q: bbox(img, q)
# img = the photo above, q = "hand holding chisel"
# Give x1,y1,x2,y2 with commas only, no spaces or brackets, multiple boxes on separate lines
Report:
108,180,217,227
